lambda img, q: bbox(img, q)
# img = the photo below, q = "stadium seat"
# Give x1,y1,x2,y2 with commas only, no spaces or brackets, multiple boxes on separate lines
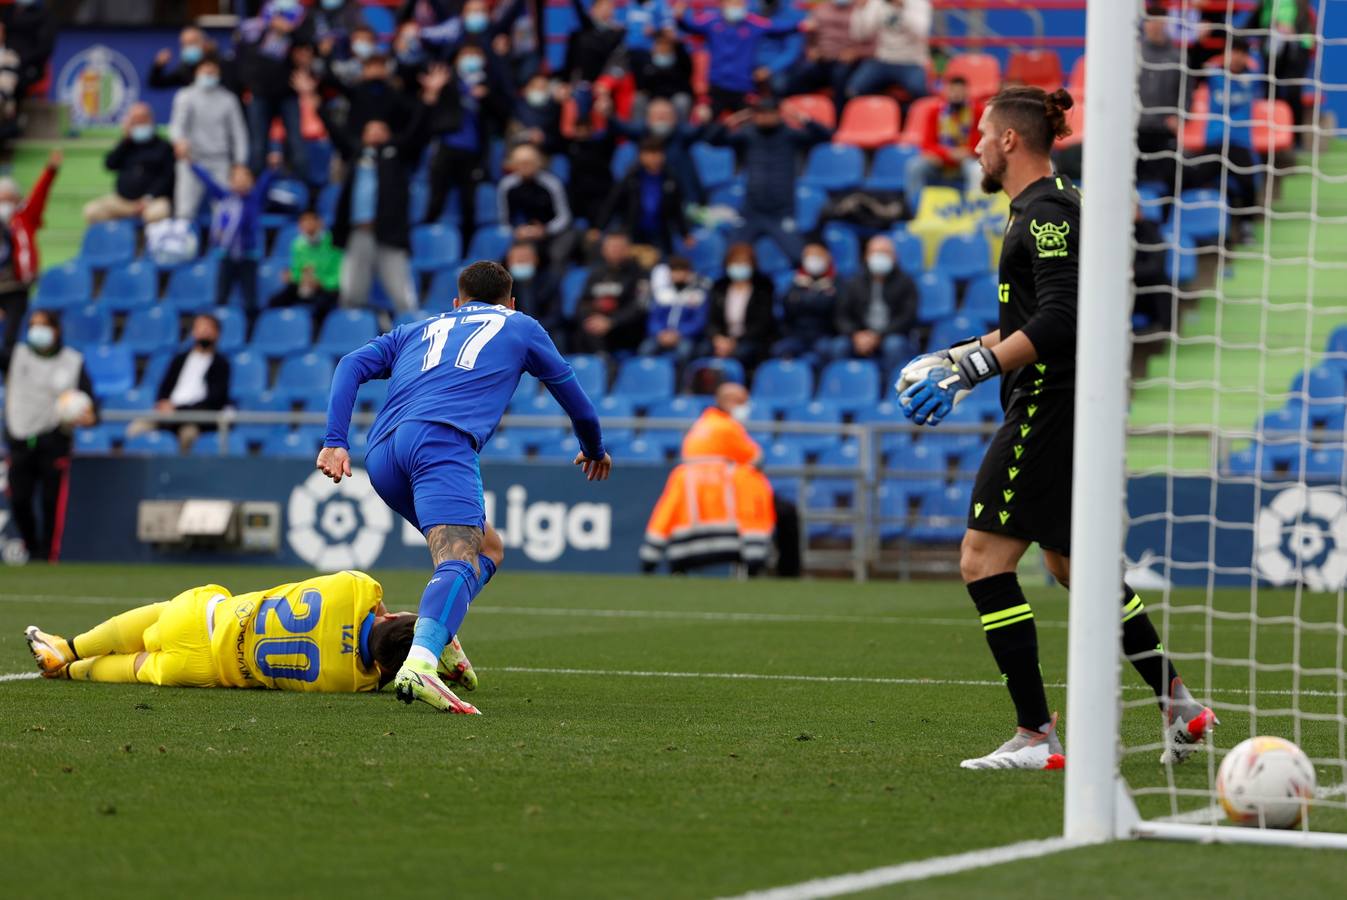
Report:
1290,366,1346,402
822,223,860,277
261,178,310,229
800,144,864,193
566,353,607,399
63,304,112,349
1174,190,1226,243
1324,324,1347,370
795,184,827,232
915,271,956,323
101,387,154,412
934,231,991,283
927,315,979,353
707,181,745,211
265,426,327,459
943,53,1001,101
315,183,341,222
355,377,389,412
641,395,707,453
962,274,1001,328
211,306,247,354
1252,99,1295,155
1160,225,1198,284
1006,49,1064,92
805,476,856,540
137,350,174,393
548,154,571,183
559,266,590,319
84,344,136,397
411,223,463,276
32,260,92,310
865,144,921,194
1257,406,1307,437
474,182,500,225
684,356,745,390
833,96,901,150
617,437,665,463
753,236,793,277
1137,183,1169,223
229,350,267,399
123,428,177,456
250,307,312,358
74,425,114,454
1304,400,1346,435
891,228,925,274
503,393,567,450
899,95,941,147
316,308,379,356
818,359,880,414
1307,448,1346,480
80,219,137,269
610,141,638,180
273,352,334,405
908,482,972,542
465,225,511,262
886,440,945,478
875,479,916,540
612,356,674,409
98,259,158,312
164,257,220,313
597,396,637,444
510,371,542,411
765,442,805,503
268,223,300,263
780,93,837,130
120,305,179,356
483,432,525,461
751,359,813,414
690,142,736,191
190,429,251,456
783,400,844,457
231,391,291,446
687,230,726,280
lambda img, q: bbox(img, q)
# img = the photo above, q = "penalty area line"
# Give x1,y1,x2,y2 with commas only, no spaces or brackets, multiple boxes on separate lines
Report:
0,672,39,683
715,836,1075,900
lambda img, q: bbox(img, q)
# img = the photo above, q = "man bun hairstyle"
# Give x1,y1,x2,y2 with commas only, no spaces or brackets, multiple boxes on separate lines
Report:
369,615,416,687
987,85,1074,155
458,259,514,305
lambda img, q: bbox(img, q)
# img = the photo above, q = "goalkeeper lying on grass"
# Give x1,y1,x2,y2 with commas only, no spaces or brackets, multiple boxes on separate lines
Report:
24,570,478,706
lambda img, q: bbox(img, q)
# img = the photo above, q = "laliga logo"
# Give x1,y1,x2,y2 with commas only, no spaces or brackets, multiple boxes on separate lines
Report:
1255,485,1347,591
287,468,393,571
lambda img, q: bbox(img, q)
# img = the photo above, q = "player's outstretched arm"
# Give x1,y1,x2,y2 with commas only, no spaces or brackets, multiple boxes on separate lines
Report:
573,451,612,481
320,334,398,481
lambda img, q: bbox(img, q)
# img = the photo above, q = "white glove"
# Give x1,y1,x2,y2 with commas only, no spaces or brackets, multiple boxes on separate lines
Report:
894,336,983,406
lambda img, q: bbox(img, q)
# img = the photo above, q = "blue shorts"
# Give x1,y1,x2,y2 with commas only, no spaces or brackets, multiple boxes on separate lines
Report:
364,421,485,534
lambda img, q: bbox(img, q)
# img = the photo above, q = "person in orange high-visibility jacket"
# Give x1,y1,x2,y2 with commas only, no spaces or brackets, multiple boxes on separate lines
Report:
641,382,777,573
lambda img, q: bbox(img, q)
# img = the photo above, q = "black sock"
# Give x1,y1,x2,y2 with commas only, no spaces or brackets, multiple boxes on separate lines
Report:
68,636,81,661
968,573,1050,730
1120,586,1181,710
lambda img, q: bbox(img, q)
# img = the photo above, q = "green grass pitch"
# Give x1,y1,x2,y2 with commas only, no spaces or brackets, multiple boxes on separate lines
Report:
1,565,1344,898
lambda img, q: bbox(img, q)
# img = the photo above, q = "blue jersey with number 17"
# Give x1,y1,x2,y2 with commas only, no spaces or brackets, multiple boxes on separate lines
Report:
324,303,588,454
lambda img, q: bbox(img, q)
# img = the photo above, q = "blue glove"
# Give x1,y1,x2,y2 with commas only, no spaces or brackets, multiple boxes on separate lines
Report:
899,346,1002,426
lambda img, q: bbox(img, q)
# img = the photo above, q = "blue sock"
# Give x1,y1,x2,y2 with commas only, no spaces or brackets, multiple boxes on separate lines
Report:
407,559,480,666
478,554,497,588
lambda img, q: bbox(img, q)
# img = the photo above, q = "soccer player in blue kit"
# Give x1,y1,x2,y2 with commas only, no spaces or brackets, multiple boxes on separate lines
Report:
317,261,610,714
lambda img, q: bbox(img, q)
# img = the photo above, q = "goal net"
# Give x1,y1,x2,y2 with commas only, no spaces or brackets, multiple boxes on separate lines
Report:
1069,0,1347,847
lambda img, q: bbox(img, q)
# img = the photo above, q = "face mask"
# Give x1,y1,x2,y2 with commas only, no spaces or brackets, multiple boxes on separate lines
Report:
322,0,344,9
352,39,375,59
196,73,219,89
181,45,203,65
196,338,217,351
803,255,828,276
273,0,299,13
510,262,536,281
400,38,422,57
524,88,549,107
727,263,752,282
0,201,15,223
729,402,753,423
649,120,674,138
464,12,489,33
130,124,155,143
27,324,55,352
724,6,747,22
652,53,674,69
457,57,485,78
866,253,894,276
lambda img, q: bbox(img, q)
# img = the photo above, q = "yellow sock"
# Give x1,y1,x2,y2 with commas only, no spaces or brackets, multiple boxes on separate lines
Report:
72,602,168,658
68,654,141,683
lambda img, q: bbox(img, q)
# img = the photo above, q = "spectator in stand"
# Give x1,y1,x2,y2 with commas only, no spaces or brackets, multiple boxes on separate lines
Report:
512,73,565,155
1193,37,1260,242
703,98,832,263
309,0,366,48
675,1,801,115
333,48,416,139
633,31,694,112
0,149,59,358
773,242,839,367
235,3,313,178
640,255,708,366
1137,5,1192,191
506,242,563,338
317,22,377,91
613,97,704,206
618,0,673,71
83,103,175,225
2,0,55,96
170,56,249,220
149,27,212,90
834,234,917,374
399,0,459,26
563,106,618,236
270,209,342,326
778,0,872,109
190,153,279,324
904,75,983,201
846,0,932,103
704,242,777,371
1253,0,1314,136
313,65,448,314
2,310,97,564
563,0,626,86
574,230,650,355
598,139,689,260
140,313,232,453
0,24,25,144
498,142,574,268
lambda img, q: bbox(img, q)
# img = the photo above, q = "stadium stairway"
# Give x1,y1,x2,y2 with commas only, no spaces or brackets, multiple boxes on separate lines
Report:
1128,142,1347,472
7,129,120,270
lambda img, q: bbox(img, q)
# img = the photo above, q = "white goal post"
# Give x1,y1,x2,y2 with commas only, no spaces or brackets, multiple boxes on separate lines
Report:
1067,0,1347,849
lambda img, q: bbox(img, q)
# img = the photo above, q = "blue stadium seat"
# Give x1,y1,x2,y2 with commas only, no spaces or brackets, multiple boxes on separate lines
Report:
483,432,525,461
265,427,327,459
641,395,708,453
261,178,310,229
164,257,220,313
822,223,861,278
231,391,291,446
566,353,607,398
1327,324,1347,362
474,182,500,225
1304,400,1346,434
316,183,341,222
548,154,571,183
753,236,793,276
596,395,636,444
1174,189,1226,243
101,387,154,412
229,350,268,399
33,260,92,310
962,274,1001,328
690,142,736,191
707,181,745,212
84,344,135,397
875,479,915,540
465,225,511,262
865,144,921,194
80,219,137,269
63,304,112,349
356,378,389,412
800,144,864,193
612,356,674,409
934,231,991,282
74,425,115,454
684,356,745,390
907,482,972,542
886,440,945,477
422,269,462,311
1159,225,1198,284
123,428,176,456
891,228,925,274
818,359,880,414
915,271,956,323
751,359,813,414
1137,183,1169,223
213,306,247,354
805,476,857,540
316,308,379,356
1257,406,1306,437
927,315,979,353
250,307,312,357
559,266,589,319
1290,366,1346,402
617,437,664,462
1307,448,1346,480
120,306,179,356
273,352,334,406
610,141,638,179
267,223,300,263
783,400,844,456
687,230,726,280
138,350,174,393
411,223,463,276
99,259,158,312
510,371,542,411
191,429,252,457
795,184,827,232
503,393,567,450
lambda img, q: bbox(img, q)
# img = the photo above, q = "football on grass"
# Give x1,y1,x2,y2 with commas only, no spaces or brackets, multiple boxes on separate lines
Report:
1217,735,1316,828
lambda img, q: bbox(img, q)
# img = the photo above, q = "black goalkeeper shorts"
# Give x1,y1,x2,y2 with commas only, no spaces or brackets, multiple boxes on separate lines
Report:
967,389,1074,555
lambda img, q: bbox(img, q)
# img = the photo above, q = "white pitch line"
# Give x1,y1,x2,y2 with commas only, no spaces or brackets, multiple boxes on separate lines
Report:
1156,783,1347,825
715,836,1075,900
0,672,39,683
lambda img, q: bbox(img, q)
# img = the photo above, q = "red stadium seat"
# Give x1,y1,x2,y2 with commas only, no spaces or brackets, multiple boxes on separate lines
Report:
781,93,837,130
899,95,941,146
1252,99,1295,154
943,53,1002,102
833,96,901,150
1068,55,1086,97
1182,83,1211,152
1055,97,1084,148
691,49,710,99
1006,50,1063,92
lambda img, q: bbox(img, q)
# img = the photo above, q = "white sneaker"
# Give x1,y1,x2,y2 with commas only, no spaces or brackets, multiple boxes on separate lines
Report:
960,712,1065,770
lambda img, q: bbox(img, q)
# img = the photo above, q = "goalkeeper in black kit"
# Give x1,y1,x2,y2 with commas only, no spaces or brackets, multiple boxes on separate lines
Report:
896,86,1216,770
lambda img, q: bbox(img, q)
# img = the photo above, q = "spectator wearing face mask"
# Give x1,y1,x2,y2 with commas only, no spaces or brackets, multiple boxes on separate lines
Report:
597,139,689,260
773,242,840,367
498,143,574,269
834,235,917,374
512,74,565,155
633,32,694,109
317,23,378,91
905,76,983,201
2,310,97,563
0,149,59,357
269,209,342,326
234,0,314,177
308,0,365,47
328,48,416,140
506,241,563,338
846,0,932,103
84,103,175,226
705,243,777,370
613,97,704,206
135,314,231,453
640,256,708,366
170,57,249,220
397,0,459,26
675,0,802,115
564,0,625,85
1,0,56,96
149,26,213,89
563,112,618,236
574,230,651,355
779,0,873,110
617,0,673,70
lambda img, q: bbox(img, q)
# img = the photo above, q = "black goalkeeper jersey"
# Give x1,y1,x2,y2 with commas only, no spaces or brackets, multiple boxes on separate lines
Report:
996,174,1082,409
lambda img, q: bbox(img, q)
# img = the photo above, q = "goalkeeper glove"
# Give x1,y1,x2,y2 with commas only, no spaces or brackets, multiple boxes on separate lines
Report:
899,345,1001,426
893,335,985,398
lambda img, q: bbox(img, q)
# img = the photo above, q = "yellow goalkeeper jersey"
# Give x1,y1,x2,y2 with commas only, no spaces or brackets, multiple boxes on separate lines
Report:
210,570,384,693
